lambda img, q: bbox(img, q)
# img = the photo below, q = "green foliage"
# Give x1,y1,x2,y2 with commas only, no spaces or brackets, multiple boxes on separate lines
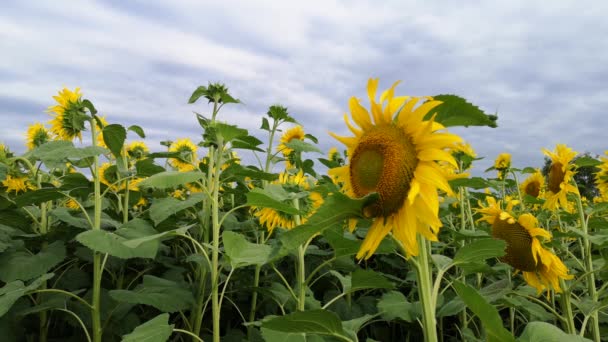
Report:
122,313,173,342
426,94,498,128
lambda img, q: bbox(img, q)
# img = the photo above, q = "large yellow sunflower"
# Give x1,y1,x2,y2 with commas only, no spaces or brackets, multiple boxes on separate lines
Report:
542,144,578,211
26,123,52,150
254,170,323,233
520,169,545,199
595,151,608,200
278,126,306,169
477,196,573,294
169,138,199,172
47,87,87,141
329,78,462,259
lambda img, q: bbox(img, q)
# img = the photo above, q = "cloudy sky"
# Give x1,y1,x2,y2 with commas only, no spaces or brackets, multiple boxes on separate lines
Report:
1,0,607,175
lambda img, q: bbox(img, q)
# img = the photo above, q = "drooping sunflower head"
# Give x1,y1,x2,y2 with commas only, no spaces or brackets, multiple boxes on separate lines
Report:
26,123,52,150
491,213,573,294
47,87,88,141
127,141,150,160
278,126,306,169
595,151,608,200
520,169,545,199
494,153,511,170
254,170,323,233
329,78,462,259
542,144,578,210
169,138,199,172
1,173,35,194
451,142,477,171
98,162,118,189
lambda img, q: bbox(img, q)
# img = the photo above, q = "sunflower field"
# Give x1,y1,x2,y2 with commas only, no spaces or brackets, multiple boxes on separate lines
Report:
0,79,607,342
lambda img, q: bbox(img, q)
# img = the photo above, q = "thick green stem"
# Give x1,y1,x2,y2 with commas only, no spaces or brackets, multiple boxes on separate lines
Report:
37,173,50,342
91,119,103,342
413,236,438,342
559,279,576,334
575,194,600,342
292,198,305,311
210,138,224,342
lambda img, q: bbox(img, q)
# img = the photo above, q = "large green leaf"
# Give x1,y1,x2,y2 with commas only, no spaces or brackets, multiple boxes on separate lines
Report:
214,122,248,142
262,309,350,340
121,313,173,342
449,177,493,190
13,188,64,207
246,187,301,215
453,239,506,265
284,140,322,154
138,171,205,189
75,220,173,259
453,281,515,342
425,95,497,128
275,192,378,256
0,274,54,317
30,141,108,169
377,291,415,322
223,231,272,268
110,275,194,312
518,322,591,342
149,193,205,225
102,124,127,159
0,241,66,282
351,269,394,292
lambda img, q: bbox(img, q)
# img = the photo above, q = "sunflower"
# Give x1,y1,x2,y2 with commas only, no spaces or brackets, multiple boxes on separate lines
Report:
477,197,573,294
2,174,35,194
25,123,52,150
451,142,476,171
47,87,88,141
520,169,545,199
127,141,150,161
329,78,462,259
494,153,511,179
254,170,323,233
595,151,608,200
278,126,305,169
542,144,578,211
98,162,117,189
169,138,198,172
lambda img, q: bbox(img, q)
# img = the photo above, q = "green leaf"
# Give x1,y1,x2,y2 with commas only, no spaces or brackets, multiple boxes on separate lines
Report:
127,125,146,138
284,140,322,154
138,171,205,189
377,291,415,322
323,226,361,257
0,274,54,318
0,163,7,182
518,322,591,342
13,188,64,207
214,122,248,142
342,314,375,340
351,269,394,292
122,313,173,342
50,207,91,229
574,156,601,168
246,187,301,215
453,281,515,342
110,275,194,312
102,124,127,158
426,95,497,128
0,241,66,282
260,117,270,131
30,141,108,169
275,192,378,256
135,159,165,177
453,239,506,265
262,310,349,340
231,135,265,152
149,193,205,226
75,220,167,259
222,164,277,182
223,231,271,268
449,177,493,190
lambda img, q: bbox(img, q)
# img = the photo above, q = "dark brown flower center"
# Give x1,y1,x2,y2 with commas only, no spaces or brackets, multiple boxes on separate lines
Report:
548,162,565,193
525,181,541,198
492,218,538,272
350,125,418,217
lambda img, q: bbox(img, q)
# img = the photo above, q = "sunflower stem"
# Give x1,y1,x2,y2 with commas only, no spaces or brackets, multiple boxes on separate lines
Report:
292,198,306,311
558,279,576,334
90,117,103,342
413,236,438,342
210,136,224,342
575,193,600,342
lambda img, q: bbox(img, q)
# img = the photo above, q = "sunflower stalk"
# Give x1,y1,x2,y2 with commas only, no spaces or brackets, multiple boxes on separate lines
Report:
412,236,438,342
558,278,576,334
293,197,306,311
575,193,600,342
90,117,103,342
249,116,279,336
